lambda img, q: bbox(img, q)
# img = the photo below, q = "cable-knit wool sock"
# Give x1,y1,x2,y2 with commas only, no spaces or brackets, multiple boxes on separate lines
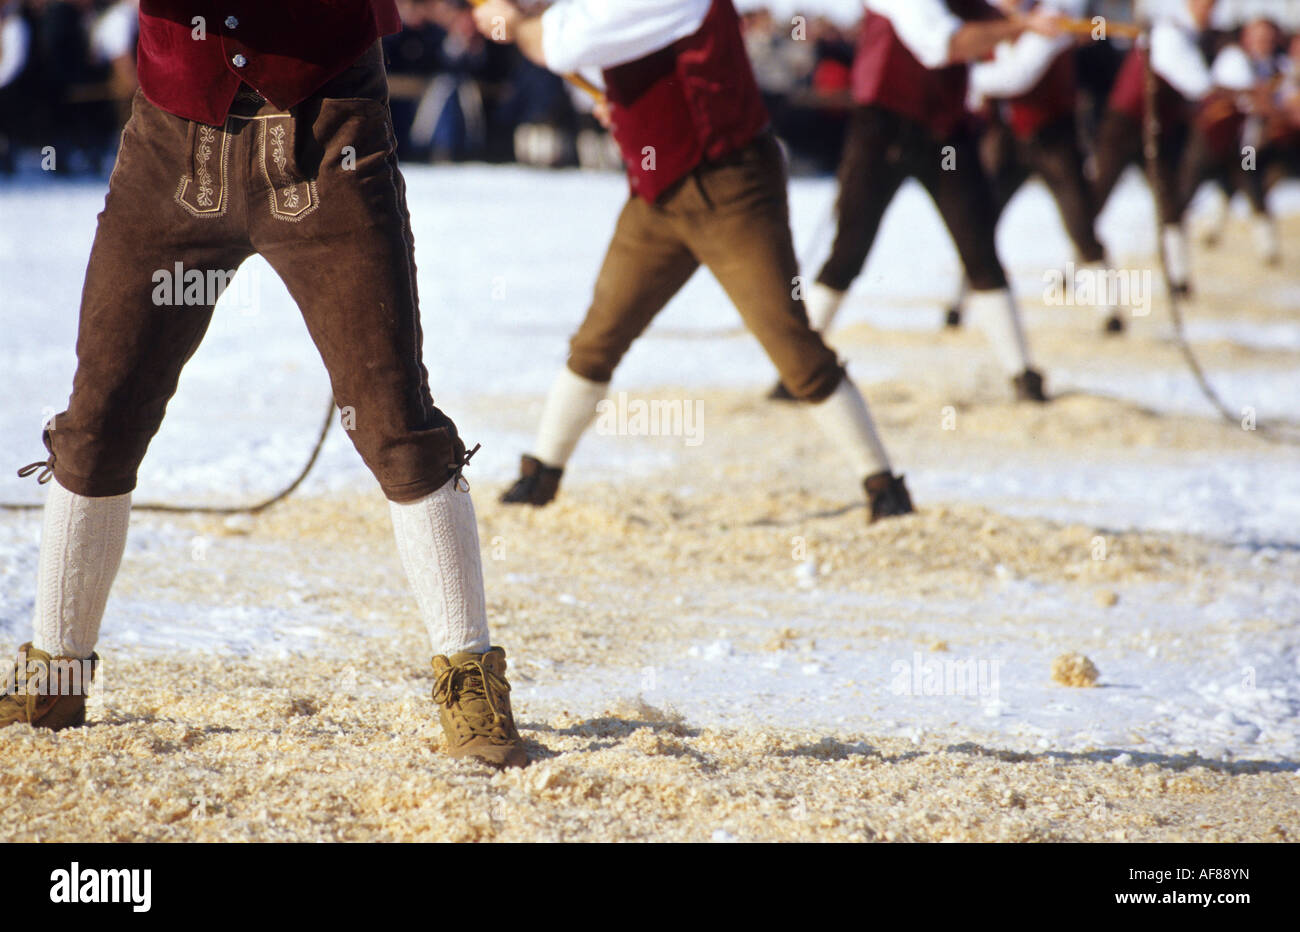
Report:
803,282,847,333
31,483,131,659
967,288,1034,376
389,482,491,657
806,377,892,479
533,366,608,468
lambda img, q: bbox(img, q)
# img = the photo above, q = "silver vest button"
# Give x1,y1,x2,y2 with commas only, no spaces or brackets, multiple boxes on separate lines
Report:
225,16,239,29
232,53,247,68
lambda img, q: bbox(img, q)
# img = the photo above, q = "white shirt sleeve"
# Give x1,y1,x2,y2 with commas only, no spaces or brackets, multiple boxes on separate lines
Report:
1209,45,1254,92
865,0,963,70
539,0,712,73
0,14,31,89
969,32,1070,100
1151,19,1212,102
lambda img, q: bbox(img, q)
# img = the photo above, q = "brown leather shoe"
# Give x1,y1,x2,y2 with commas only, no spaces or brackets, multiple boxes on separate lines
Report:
0,643,99,731
864,471,915,523
431,647,528,769
500,455,563,506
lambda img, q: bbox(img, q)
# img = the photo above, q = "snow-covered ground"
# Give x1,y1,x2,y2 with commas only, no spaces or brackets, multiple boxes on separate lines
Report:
1,165,1297,771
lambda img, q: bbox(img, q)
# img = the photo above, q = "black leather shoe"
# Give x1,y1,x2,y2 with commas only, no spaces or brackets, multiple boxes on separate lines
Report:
500,455,563,506
864,471,915,523
1012,368,1049,403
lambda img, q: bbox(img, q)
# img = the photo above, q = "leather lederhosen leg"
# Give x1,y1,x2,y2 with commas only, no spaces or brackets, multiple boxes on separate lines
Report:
45,43,466,503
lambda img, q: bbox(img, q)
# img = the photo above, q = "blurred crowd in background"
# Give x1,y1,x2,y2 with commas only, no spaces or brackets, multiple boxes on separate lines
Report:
0,0,1297,177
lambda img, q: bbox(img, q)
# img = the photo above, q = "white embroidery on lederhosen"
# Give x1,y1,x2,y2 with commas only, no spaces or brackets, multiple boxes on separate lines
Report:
259,116,318,221
175,122,232,217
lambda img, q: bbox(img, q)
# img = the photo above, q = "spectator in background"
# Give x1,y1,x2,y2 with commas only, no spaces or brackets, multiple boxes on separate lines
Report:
386,0,551,163
88,0,136,127
1180,16,1287,263
0,0,34,172
740,9,854,173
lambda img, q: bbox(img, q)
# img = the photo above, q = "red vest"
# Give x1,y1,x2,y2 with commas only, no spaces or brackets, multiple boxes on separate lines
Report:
1107,46,1192,126
1006,49,1077,139
136,1,402,126
852,0,999,139
602,0,769,203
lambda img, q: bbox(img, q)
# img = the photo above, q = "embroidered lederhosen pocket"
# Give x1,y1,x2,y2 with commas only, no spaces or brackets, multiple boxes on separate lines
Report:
175,121,231,217
259,115,319,222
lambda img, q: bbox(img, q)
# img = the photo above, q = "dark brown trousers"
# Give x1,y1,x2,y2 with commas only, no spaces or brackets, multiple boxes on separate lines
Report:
42,45,464,503
1177,123,1269,218
982,115,1108,265
816,105,1009,294
566,133,844,402
1091,109,1189,225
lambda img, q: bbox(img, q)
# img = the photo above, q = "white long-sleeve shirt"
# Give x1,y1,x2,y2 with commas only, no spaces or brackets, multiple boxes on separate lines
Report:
1150,17,1212,101
539,0,711,74
865,0,963,69
969,32,1070,100
968,0,1084,100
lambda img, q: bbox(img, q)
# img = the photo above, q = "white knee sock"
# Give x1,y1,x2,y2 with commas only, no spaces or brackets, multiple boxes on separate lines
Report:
533,366,608,468
803,282,846,333
806,377,892,479
1078,260,1118,320
31,483,130,659
1252,214,1279,265
948,274,970,314
1162,224,1191,290
967,289,1033,376
390,482,491,657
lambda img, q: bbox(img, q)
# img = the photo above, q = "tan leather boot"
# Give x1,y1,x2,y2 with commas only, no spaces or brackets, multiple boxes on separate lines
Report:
0,643,99,731
431,647,528,768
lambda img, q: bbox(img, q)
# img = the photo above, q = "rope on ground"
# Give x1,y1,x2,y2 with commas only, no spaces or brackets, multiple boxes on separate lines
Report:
0,396,336,514
1140,29,1300,447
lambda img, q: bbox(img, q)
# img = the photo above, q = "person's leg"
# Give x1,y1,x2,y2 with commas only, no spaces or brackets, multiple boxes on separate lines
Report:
682,135,912,520
811,106,908,333
1154,122,1194,295
244,50,521,765
501,193,700,505
1234,133,1279,266
1026,118,1124,332
16,90,250,678
984,118,1032,222
944,119,1026,331
1090,109,1143,217
919,129,1044,401
1029,119,1108,265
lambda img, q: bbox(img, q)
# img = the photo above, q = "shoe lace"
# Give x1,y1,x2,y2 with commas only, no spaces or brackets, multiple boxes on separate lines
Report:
448,443,481,493
17,458,54,484
433,657,511,739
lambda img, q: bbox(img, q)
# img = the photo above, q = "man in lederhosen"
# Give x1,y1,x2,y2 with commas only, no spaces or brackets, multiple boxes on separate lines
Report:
5,1,528,769
1178,15,1287,267
795,0,1063,404
962,0,1128,334
1090,0,1217,297
473,0,917,522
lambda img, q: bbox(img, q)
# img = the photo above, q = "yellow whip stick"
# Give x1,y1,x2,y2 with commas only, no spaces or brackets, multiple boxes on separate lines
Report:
1056,16,1143,41
468,0,606,102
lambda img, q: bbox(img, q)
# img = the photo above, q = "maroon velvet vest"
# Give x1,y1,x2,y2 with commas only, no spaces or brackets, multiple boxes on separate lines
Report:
1007,49,1077,139
1108,45,1195,126
136,0,402,126
851,0,1000,138
602,0,770,203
